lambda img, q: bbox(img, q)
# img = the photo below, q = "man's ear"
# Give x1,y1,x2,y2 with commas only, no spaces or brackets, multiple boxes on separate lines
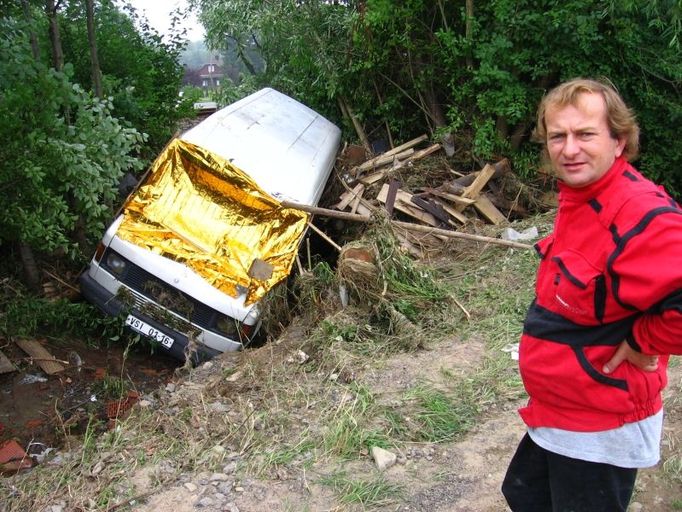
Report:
615,136,626,158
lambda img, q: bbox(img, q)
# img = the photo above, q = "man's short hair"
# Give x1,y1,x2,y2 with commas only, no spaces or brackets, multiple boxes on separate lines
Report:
533,78,640,161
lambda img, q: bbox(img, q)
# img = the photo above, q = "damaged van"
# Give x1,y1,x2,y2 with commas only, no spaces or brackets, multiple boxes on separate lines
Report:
80,88,341,361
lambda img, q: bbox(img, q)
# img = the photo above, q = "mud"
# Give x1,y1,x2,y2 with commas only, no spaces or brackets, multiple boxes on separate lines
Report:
0,338,179,457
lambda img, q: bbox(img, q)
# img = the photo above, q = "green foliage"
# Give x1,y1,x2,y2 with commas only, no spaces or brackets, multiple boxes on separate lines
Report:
91,375,129,400
59,0,187,155
1,295,124,344
197,0,681,194
0,18,145,257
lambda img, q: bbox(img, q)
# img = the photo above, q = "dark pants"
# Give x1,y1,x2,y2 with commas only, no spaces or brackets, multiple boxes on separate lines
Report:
501,433,637,512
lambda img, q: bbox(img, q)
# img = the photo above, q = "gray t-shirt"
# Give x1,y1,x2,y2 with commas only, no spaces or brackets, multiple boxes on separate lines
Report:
528,410,663,469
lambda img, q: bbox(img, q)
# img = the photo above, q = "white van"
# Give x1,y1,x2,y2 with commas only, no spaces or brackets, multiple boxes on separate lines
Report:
80,88,341,361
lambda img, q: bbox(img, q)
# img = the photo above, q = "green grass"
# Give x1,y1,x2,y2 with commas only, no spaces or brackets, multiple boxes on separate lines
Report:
403,383,477,443
318,471,403,507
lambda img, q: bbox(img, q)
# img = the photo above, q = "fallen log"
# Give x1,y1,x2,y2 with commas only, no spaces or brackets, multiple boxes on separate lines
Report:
280,201,533,250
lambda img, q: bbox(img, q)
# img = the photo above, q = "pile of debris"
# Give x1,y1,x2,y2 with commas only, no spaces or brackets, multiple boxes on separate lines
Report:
306,135,536,257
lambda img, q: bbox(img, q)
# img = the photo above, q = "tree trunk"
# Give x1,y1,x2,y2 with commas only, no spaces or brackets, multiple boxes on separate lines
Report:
465,0,474,68
423,82,455,157
45,0,64,71
85,0,103,98
22,0,41,61
19,242,41,292
338,96,372,155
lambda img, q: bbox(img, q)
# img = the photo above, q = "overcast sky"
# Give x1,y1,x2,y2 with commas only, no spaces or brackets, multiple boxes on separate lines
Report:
127,0,205,41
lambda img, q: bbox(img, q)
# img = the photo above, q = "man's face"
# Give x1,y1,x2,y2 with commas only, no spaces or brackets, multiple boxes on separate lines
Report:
545,92,626,188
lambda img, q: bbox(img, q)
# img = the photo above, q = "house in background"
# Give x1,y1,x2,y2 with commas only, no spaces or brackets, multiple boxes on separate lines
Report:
195,63,225,91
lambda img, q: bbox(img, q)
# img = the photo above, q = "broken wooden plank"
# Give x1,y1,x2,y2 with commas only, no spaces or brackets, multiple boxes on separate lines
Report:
355,202,373,216
355,148,414,174
0,350,15,374
419,188,476,208
461,163,496,200
15,338,65,375
333,183,364,210
473,194,508,225
385,179,401,217
430,198,468,224
349,185,365,214
411,196,452,226
380,134,429,158
376,184,440,227
403,143,442,166
358,169,388,185
353,134,428,173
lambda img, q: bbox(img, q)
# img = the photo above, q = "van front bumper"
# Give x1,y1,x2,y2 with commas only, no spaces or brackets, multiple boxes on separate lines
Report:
79,271,221,363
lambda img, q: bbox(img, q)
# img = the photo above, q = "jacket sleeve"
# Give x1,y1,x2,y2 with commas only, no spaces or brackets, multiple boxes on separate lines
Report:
607,200,682,355
609,204,682,355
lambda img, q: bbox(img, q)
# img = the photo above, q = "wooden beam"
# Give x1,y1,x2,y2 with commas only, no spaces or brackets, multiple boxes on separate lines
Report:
333,183,364,211
355,148,414,174
280,201,532,250
376,184,440,227
406,143,442,163
15,339,65,374
353,134,428,173
473,194,507,225
461,163,496,200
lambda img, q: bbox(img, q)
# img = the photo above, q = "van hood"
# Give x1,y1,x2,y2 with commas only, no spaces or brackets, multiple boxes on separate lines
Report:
116,139,309,305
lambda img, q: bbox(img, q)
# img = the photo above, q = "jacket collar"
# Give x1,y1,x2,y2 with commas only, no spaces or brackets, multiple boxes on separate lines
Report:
558,157,629,204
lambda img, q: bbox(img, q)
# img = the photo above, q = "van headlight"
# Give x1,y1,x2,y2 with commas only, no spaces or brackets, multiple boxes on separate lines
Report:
106,252,127,276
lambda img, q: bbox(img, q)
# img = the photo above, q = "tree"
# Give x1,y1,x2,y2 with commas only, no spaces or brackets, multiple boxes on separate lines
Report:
196,0,681,193
0,17,145,286
85,0,103,97
60,0,188,154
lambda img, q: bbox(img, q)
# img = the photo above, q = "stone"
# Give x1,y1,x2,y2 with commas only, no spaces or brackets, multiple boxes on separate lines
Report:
371,446,397,471
184,482,198,492
196,496,214,507
222,461,238,474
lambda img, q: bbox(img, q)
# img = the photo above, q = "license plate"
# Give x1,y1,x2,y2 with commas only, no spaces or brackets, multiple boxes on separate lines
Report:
125,314,175,349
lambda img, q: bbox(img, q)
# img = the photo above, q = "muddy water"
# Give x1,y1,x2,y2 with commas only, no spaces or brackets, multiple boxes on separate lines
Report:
0,338,179,458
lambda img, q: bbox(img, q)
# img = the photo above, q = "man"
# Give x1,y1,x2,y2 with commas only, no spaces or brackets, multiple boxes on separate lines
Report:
502,78,682,511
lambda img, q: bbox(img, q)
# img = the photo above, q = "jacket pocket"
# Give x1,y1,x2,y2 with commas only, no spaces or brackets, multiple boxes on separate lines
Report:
550,249,606,324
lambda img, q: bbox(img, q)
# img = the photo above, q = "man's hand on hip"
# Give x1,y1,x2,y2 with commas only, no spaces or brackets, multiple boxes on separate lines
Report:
603,340,659,374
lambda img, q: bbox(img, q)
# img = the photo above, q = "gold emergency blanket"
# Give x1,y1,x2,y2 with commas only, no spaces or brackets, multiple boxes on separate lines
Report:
117,139,309,305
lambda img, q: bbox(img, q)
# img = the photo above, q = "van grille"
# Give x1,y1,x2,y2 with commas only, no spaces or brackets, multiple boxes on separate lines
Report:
101,249,219,329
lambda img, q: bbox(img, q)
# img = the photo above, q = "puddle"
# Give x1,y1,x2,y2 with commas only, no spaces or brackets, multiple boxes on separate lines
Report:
0,338,180,462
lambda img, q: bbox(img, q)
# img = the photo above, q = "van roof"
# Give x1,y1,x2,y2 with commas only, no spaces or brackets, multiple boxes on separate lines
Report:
180,88,341,206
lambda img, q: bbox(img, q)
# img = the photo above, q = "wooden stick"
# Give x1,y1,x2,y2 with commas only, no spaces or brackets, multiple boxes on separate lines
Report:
307,222,342,252
280,201,532,250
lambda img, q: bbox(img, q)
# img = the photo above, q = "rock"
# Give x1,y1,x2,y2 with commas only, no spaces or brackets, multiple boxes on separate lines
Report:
184,482,198,492
222,461,237,474
210,472,229,482
165,383,176,393
196,496,214,507
224,503,240,512
629,502,643,512
371,446,397,471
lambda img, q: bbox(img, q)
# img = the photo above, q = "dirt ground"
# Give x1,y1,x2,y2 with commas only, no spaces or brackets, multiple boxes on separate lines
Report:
126,336,682,512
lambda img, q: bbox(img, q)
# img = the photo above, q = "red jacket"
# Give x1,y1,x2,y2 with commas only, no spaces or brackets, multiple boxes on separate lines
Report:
519,157,682,431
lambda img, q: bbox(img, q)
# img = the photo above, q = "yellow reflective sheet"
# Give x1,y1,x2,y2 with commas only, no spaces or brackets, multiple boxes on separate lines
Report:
118,139,308,305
